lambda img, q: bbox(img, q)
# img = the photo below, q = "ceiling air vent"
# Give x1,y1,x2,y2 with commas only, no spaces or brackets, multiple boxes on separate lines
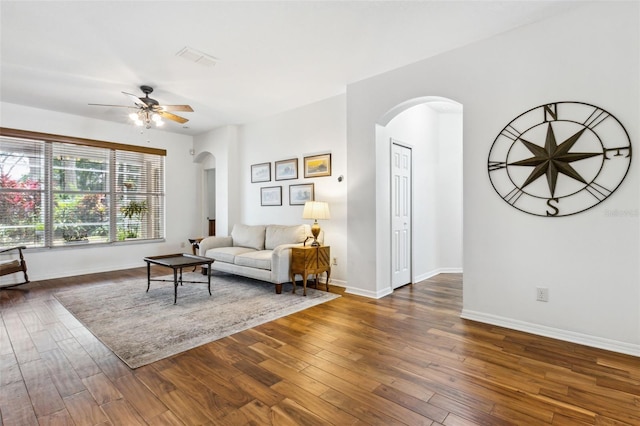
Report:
176,47,218,68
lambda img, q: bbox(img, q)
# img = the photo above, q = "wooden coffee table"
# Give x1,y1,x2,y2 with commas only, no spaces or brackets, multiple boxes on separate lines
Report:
143,253,214,304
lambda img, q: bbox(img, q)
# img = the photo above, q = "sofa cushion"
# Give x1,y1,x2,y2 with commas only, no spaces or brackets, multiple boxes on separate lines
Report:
234,250,272,270
206,246,257,264
232,224,266,250
265,224,306,250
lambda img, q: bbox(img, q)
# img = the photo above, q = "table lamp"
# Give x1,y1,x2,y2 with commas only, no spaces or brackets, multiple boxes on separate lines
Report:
302,201,330,246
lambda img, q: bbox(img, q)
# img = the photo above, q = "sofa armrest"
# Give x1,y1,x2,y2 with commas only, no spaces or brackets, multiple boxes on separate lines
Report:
199,236,233,256
271,243,305,283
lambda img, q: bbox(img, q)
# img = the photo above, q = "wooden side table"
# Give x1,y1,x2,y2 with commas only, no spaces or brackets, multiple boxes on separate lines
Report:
290,245,331,296
188,238,204,272
188,238,204,255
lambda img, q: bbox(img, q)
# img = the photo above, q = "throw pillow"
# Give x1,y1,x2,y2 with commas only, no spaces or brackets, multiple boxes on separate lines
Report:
231,224,266,250
265,225,306,249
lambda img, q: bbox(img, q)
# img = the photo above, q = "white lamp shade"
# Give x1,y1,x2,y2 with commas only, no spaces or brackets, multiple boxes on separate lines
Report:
302,201,331,220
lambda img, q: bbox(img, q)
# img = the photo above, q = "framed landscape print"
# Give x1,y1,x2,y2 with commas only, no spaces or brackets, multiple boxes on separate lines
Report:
260,186,282,206
289,183,314,205
251,163,271,183
304,153,331,178
275,158,298,181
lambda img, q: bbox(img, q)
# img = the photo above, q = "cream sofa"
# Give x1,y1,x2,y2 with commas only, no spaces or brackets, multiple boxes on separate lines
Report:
199,224,318,294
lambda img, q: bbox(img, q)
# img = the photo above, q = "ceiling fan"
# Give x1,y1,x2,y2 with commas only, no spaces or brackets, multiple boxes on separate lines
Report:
89,85,193,128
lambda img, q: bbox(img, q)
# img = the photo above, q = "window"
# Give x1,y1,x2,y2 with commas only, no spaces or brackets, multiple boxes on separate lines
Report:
0,128,165,248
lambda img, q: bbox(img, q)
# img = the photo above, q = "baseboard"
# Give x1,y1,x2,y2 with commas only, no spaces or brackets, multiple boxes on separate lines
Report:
415,267,463,283
297,277,347,291
343,269,463,299
336,274,388,298
461,309,640,357
345,286,392,299
325,277,346,288
28,262,144,282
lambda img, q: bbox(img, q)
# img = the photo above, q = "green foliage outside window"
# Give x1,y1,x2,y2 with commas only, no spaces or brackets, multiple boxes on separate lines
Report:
0,173,41,245
54,194,109,243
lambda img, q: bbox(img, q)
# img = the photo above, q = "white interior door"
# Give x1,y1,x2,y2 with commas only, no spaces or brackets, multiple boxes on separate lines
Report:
391,141,412,289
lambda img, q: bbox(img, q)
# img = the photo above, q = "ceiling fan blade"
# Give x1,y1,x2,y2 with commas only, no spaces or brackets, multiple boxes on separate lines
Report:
122,91,145,107
88,103,137,109
159,105,194,112
159,111,189,124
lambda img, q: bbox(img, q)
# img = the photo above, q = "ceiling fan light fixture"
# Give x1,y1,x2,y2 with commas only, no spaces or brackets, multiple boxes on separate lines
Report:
152,113,163,125
129,111,144,127
91,85,192,129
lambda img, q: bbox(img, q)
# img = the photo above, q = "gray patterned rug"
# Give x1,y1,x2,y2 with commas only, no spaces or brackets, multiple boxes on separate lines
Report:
54,271,339,368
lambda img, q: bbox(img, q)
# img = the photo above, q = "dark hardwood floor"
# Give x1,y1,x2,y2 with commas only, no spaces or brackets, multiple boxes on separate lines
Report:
1,268,639,425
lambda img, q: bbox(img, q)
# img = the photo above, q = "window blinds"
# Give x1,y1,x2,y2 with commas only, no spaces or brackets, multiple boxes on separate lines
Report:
0,128,165,247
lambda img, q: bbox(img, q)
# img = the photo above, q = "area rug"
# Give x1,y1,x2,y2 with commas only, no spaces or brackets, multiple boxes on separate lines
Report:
54,272,339,368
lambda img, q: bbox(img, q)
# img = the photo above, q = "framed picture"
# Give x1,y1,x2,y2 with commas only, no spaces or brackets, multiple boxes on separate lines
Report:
304,153,332,178
260,186,282,206
251,163,271,183
289,183,314,205
275,158,298,181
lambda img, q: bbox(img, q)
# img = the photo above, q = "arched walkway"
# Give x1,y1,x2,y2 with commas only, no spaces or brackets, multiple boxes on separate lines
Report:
375,96,463,295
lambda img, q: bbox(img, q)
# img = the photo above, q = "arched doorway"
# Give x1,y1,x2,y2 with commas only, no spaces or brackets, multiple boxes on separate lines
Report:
376,96,463,293
194,151,216,237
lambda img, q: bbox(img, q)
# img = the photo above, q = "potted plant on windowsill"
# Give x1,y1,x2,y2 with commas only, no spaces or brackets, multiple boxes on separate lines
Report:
120,200,148,239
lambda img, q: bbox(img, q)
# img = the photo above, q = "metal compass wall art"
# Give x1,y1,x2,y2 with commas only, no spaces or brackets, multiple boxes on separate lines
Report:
487,102,632,217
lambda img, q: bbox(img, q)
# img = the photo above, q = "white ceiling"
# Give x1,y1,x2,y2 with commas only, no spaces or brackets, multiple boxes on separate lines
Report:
1,1,582,136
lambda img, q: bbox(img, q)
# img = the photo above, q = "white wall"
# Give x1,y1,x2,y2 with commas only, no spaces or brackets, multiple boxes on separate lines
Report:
437,112,463,271
0,102,199,282
194,95,348,285
207,169,216,220
347,2,639,355
194,125,239,237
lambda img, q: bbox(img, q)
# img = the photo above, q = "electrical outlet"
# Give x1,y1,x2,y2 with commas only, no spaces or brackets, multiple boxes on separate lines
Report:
536,287,549,302
332,257,338,266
